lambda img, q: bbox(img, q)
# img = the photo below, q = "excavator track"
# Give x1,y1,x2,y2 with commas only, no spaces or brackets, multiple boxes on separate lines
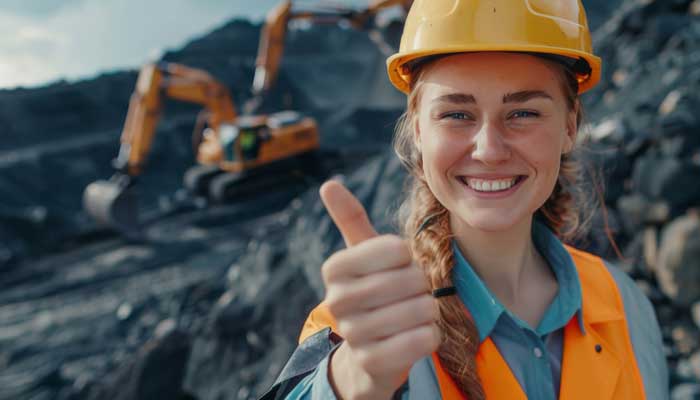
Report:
208,151,321,203
183,164,225,197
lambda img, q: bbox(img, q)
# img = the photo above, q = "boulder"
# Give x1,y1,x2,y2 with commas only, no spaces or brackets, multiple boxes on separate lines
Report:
657,214,700,306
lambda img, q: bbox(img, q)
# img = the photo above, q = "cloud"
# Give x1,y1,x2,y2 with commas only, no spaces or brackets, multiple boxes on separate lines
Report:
0,0,377,89
0,12,68,87
0,0,243,88
0,0,84,19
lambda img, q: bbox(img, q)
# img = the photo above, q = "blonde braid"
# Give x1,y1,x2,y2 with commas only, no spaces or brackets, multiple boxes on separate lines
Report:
404,178,486,399
394,86,486,397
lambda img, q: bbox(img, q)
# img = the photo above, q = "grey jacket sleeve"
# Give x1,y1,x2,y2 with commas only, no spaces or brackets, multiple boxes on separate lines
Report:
604,261,670,400
260,327,417,400
282,350,340,400
259,328,342,400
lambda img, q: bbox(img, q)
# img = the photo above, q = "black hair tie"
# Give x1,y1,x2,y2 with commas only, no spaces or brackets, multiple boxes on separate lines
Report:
415,212,443,238
432,286,457,298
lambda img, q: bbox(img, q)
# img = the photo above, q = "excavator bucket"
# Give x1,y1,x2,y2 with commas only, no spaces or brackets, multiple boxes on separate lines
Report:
83,174,142,239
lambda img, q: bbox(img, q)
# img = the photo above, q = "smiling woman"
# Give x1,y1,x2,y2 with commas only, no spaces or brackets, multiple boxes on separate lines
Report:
412,53,579,236
261,1,668,400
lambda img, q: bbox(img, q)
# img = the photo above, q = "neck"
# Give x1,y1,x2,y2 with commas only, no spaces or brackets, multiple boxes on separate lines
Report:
451,215,542,306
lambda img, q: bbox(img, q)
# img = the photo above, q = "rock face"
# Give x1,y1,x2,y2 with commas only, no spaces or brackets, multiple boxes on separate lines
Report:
657,214,700,307
1,1,700,399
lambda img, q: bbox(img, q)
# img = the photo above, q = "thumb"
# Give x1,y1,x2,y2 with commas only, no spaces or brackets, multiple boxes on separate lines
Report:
320,180,378,247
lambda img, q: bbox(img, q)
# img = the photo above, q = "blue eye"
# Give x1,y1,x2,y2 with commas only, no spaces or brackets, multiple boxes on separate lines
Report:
510,110,539,119
442,112,472,120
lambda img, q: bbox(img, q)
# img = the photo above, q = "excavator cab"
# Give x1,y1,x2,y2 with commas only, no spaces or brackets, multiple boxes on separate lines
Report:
221,116,268,163
240,128,261,161
234,112,305,162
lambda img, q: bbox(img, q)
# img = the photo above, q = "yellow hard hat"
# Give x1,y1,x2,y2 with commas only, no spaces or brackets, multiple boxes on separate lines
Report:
387,0,602,94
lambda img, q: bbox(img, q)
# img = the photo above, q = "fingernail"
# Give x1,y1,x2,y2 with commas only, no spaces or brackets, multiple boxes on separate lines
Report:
329,174,346,184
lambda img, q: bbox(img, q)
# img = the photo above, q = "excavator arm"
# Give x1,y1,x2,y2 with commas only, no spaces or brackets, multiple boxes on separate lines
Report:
353,0,413,29
116,62,237,176
368,0,412,14
84,62,238,236
252,0,293,99
248,0,413,112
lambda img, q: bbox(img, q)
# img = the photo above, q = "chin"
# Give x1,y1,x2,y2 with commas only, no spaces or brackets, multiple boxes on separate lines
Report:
452,208,528,233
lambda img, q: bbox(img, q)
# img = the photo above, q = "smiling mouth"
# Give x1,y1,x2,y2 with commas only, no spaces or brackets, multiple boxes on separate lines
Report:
457,176,526,193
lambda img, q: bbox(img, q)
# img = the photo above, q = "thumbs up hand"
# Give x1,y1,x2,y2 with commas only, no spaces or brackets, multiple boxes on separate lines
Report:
319,180,441,400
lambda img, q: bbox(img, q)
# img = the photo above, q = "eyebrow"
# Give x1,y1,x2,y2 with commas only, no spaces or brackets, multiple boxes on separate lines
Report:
431,90,553,105
431,93,476,105
502,90,553,103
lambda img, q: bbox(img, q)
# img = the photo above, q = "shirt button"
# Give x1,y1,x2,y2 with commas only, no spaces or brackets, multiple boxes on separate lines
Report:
533,347,543,358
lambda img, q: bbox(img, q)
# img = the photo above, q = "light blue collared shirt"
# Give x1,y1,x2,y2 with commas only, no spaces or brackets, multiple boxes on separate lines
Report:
452,219,584,399
286,220,584,399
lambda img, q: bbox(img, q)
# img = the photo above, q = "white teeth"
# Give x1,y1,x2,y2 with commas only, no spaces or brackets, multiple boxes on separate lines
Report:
464,177,517,192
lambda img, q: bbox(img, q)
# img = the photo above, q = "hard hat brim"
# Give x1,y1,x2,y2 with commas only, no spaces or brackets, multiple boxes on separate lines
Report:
387,45,602,95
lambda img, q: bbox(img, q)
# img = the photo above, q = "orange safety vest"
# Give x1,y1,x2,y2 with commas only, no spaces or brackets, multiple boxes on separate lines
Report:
298,246,647,399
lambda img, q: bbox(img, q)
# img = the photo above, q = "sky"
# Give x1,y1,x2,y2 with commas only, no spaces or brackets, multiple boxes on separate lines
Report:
0,0,369,89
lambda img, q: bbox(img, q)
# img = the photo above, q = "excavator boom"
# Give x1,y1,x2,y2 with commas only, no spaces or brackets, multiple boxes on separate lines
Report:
84,62,238,235
116,62,237,176
252,0,293,99
249,0,413,111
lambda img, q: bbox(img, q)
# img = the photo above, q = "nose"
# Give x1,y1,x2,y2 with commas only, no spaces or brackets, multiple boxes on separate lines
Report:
471,121,511,164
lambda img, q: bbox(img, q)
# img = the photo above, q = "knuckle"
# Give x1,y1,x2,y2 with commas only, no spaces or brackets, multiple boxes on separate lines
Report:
321,252,344,283
382,235,410,261
429,323,443,350
408,264,430,291
408,262,427,278
325,291,346,316
407,325,435,358
339,321,361,343
320,263,334,286
336,320,351,338
351,283,373,305
415,325,440,354
417,295,437,319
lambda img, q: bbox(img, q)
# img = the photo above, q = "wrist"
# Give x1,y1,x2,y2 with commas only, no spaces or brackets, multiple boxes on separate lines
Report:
329,342,355,399
329,343,397,400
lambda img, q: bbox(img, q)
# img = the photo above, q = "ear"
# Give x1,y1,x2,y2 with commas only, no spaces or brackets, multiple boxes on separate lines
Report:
562,101,579,154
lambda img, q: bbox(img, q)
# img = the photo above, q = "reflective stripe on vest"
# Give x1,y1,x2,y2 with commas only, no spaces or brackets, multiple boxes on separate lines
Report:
299,246,647,399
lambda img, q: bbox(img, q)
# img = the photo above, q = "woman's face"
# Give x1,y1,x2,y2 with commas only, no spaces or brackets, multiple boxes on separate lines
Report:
415,52,577,233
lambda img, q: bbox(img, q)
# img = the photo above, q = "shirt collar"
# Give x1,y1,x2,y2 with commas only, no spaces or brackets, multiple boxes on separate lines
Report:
451,219,585,343
531,219,585,335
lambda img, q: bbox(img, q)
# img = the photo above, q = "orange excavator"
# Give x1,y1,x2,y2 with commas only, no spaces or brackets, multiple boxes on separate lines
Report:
83,0,412,237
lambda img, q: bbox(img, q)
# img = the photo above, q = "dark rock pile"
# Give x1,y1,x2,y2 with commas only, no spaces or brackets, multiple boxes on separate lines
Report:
579,0,700,397
0,15,404,400
1,1,699,399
